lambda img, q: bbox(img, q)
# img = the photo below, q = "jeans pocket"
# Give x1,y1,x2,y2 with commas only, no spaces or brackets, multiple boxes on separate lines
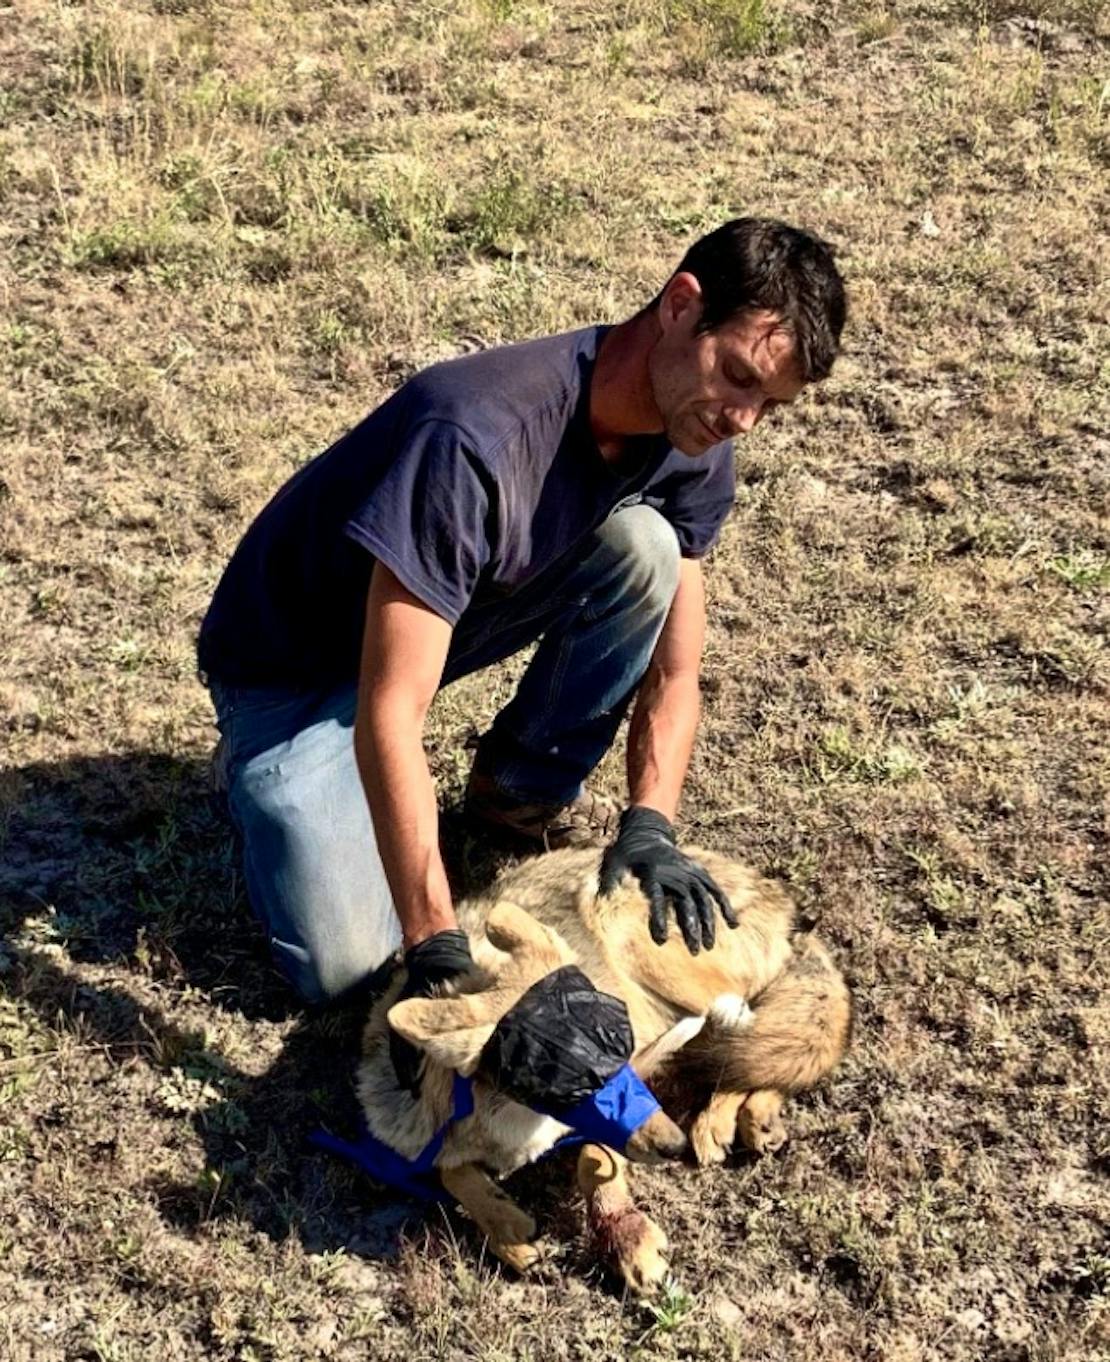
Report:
221,686,321,768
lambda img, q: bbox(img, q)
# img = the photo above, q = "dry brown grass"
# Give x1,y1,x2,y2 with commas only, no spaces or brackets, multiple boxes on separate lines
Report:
2,1,1108,1358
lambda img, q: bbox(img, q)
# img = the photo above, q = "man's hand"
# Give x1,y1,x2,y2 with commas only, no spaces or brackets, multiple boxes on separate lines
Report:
599,806,737,954
389,929,474,1093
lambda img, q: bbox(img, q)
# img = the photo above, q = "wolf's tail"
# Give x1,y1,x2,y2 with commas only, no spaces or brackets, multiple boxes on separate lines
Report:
679,937,853,1095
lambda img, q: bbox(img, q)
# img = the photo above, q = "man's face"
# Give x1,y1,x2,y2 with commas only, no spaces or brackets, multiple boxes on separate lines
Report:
646,275,806,455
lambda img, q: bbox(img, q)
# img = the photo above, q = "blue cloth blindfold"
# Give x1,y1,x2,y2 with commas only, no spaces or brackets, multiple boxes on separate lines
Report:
546,1062,660,1150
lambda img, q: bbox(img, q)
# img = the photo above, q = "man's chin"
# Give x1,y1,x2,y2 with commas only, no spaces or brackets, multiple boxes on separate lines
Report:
664,424,708,457
670,426,716,457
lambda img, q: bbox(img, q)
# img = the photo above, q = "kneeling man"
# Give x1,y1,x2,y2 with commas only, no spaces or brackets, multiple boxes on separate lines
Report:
198,218,846,1019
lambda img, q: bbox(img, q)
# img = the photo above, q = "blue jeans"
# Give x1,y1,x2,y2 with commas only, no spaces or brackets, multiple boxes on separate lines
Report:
209,505,680,1003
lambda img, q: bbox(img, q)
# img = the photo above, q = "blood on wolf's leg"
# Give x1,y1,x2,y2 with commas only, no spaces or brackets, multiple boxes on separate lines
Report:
576,1143,669,1295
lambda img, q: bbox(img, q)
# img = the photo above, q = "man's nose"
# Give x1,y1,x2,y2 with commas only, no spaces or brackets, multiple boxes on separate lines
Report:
722,394,764,435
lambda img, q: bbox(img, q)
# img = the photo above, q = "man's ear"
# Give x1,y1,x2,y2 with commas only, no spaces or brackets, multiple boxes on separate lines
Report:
387,997,497,1077
658,271,704,331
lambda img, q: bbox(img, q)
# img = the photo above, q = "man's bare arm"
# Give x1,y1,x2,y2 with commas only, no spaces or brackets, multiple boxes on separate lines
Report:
607,557,734,952
626,556,706,819
354,562,456,949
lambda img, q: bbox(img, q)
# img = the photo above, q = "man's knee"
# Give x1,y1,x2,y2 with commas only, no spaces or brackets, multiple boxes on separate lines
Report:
594,505,681,614
276,927,393,1007
262,840,403,1004
228,739,403,1007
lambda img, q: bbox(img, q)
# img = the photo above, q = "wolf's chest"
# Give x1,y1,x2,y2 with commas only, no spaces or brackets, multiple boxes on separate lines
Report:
450,1099,571,1178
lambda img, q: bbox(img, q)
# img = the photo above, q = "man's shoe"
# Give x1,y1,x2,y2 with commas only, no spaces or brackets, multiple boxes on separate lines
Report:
464,770,619,851
210,736,231,794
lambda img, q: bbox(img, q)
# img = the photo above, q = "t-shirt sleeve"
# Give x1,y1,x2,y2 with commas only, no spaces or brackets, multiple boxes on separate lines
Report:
652,444,736,558
343,419,493,624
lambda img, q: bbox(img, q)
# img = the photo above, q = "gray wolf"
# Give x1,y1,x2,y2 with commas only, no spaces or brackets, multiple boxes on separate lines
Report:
357,844,852,1293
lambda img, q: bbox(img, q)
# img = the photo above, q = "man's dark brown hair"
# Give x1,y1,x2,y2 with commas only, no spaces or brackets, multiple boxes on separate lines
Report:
662,217,847,382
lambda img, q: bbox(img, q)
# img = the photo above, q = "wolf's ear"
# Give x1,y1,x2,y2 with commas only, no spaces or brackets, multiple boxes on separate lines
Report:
387,997,497,1077
484,901,571,971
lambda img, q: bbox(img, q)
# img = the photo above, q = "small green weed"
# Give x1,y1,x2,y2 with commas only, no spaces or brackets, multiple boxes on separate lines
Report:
0,997,48,1122
159,152,226,224
70,25,152,99
107,637,151,672
1066,1250,1110,1298
347,172,449,259
0,1119,32,1160
0,1071,39,1109
1046,550,1110,591
204,1099,250,1135
310,309,357,356
641,1278,695,1336
947,511,1030,557
857,8,896,43
928,678,1002,744
451,169,575,256
953,1,1105,28
812,726,925,785
67,219,184,271
661,0,791,58
5,319,59,368
0,88,24,127
30,581,70,621
906,845,970,927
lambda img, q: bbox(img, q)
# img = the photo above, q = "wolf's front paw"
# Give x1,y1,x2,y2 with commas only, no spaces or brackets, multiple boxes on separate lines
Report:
620,1212,670,1295
485,1201,537,1248
481,1198,543,1274
492,1236,547,1274
688,1091,745,1166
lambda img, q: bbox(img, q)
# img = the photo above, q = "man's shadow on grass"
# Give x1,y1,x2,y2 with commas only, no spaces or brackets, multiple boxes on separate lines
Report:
0,750,570,1263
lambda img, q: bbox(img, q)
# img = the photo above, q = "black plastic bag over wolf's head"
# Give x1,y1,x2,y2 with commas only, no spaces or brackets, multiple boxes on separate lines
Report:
477,965,635,1112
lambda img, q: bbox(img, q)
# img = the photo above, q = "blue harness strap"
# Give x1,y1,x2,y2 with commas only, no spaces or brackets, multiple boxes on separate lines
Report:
311,1065,662,1197
309,1073,474,1203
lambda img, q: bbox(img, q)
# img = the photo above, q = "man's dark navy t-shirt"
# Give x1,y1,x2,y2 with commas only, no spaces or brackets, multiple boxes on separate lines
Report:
198,326,735,688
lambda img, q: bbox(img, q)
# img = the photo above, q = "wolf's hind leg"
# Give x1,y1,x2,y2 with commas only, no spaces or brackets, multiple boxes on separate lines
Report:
439,1163,543,1273
735,1088,787,1155
689,1089,747,1166
576,1144,669,1295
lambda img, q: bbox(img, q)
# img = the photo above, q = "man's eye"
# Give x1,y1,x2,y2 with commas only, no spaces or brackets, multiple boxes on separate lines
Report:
727,369,756,390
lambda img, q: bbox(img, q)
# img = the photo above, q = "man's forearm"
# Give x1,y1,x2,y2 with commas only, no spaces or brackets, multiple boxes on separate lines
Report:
626,664,700,822
354,696,456,949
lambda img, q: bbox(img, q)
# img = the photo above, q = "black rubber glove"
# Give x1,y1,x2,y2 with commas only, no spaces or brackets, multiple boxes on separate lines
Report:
599,806,738,955
389,929,474,1095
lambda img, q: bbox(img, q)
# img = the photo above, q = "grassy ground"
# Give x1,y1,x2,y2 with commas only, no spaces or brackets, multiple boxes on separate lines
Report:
2,1,1108,1358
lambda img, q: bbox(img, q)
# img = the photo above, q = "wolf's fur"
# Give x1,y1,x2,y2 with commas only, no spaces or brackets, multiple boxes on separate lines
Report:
356,845,852,1290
